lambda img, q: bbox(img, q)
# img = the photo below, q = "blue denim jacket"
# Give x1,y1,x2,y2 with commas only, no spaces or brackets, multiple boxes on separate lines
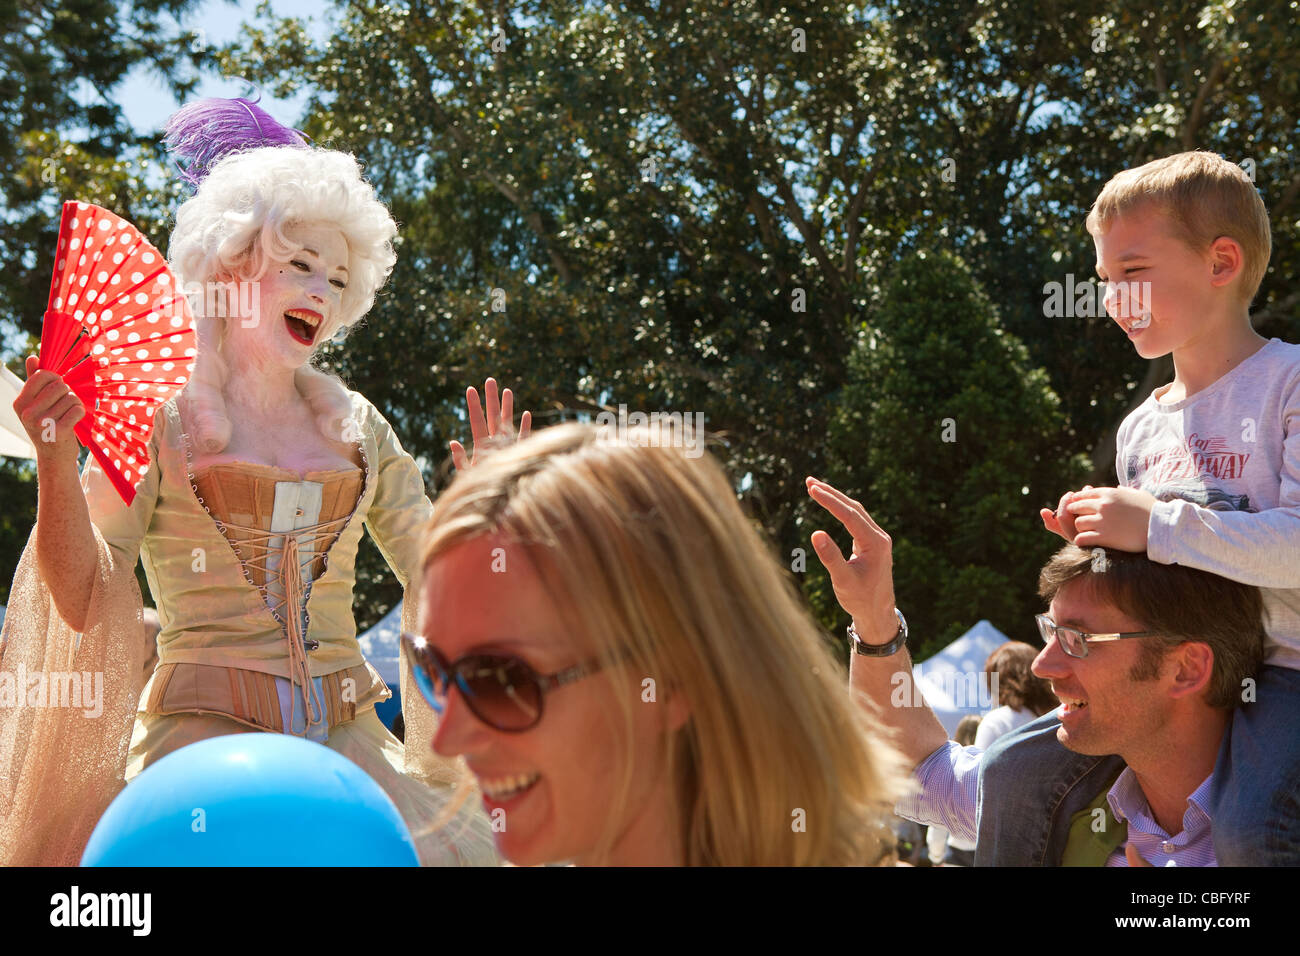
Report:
974,711,1124,866
978,675,1300,866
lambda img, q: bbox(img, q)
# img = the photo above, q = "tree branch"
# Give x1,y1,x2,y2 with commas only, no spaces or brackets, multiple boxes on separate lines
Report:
1144,19,1169,96
729,69,847,308
1273,170,1300,219
1181,58,1225,150
842,163,877,282
403,12,578,283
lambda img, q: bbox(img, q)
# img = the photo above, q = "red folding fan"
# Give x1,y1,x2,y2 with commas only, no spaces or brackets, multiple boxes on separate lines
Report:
38,201,197,505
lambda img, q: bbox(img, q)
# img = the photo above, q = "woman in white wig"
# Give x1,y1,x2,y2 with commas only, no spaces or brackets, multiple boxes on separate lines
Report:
1,98,524,865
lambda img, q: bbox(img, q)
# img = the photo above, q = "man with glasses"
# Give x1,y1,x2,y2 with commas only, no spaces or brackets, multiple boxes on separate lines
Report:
806,477,1266,866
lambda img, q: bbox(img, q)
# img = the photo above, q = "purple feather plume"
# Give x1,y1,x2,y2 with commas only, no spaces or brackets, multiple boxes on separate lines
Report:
164,97,308,187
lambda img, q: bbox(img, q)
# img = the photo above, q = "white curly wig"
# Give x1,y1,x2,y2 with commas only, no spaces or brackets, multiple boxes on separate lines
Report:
168,145,398,452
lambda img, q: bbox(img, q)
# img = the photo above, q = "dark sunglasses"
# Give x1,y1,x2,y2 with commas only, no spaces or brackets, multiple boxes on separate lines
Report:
400,632,614,732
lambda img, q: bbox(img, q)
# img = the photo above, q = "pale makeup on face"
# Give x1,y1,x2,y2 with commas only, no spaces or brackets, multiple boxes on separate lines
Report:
421,535,682,866
184,221,360,476
224,221,351,370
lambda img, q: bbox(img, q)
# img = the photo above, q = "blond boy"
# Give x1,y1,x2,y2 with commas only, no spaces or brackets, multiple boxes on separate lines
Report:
1036,151,1300,864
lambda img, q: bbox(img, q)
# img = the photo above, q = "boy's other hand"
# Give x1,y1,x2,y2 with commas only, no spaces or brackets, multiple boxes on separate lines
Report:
1065,486,1157,551
1040,486,1094,542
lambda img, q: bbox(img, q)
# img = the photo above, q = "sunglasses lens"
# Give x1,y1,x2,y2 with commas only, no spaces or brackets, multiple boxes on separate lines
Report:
404,637,447,712
459,658,543,731
412,660,444,712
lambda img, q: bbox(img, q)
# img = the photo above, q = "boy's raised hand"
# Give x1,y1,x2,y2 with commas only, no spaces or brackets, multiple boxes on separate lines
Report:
1065,486,1157,551
1040,486,1093,542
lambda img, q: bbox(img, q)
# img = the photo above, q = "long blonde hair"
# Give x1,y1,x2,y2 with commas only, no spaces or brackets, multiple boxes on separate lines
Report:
417,422,907,865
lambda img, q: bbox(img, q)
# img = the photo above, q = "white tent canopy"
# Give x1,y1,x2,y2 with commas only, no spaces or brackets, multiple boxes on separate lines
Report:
0,365,38,460
356,600,402,686
913,620,1010,737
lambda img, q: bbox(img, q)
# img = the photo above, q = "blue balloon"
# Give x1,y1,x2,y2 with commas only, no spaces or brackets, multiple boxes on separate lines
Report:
82,733,420,866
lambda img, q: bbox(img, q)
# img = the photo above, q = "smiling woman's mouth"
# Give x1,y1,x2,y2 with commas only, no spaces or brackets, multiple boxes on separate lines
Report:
284,309,321,344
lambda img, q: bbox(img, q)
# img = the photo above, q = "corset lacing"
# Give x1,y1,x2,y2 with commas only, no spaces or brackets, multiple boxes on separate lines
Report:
210,512,353,736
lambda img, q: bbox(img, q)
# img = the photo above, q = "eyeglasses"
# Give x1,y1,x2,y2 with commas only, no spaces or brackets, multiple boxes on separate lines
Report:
400,632,613,732
1034,614,1161,659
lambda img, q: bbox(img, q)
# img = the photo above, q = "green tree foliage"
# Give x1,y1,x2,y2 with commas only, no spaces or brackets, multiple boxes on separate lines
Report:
0,0,208,603
213,0,1298,642
821,251,1085,655
5,1,1298,643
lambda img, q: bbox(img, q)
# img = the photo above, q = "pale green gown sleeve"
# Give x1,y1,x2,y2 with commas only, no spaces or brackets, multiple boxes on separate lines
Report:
352,397,498,864
355,399,449,779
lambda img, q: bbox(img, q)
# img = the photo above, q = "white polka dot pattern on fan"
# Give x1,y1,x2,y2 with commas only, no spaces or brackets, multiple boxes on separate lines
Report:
41,201,199,506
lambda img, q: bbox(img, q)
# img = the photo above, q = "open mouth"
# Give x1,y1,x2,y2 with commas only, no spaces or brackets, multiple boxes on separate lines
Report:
284,308,321,345
1121,312,1152,333
1060,697,1089,716
478,771,541,806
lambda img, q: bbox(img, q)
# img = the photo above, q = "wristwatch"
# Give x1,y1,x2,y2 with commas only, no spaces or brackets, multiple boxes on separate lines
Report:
848,608,908,657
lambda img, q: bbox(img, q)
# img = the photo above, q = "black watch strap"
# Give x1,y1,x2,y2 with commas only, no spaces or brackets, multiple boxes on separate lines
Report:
848,608,908,657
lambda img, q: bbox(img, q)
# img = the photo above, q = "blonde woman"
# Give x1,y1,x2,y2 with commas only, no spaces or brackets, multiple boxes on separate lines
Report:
401,422,907,865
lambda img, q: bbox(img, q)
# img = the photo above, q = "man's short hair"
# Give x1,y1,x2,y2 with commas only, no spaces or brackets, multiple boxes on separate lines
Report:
1085,150,1272,305
1038,545,1264,709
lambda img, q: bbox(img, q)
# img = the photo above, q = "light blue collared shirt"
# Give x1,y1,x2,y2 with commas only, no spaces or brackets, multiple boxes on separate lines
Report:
1103,768,1216,866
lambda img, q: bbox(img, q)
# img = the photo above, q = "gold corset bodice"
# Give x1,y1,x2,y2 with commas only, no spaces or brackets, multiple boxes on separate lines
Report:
186,461,366,733
192,461,364,599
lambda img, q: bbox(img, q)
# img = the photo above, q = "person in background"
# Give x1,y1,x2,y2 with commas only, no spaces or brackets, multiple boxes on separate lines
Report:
974,642,1058,749
1,97,522,866
1040,150,1300,863
928,714,980,866
808,475,1264,866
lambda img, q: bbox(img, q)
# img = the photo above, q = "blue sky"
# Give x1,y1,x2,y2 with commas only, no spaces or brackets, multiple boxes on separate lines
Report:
116,0,331,134
0,1,332,361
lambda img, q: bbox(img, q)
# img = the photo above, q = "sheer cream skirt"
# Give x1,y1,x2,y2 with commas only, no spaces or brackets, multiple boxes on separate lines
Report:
0,523,498,867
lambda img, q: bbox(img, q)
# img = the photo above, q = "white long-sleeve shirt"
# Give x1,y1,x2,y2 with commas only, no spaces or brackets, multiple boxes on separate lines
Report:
1117,338,1300,669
